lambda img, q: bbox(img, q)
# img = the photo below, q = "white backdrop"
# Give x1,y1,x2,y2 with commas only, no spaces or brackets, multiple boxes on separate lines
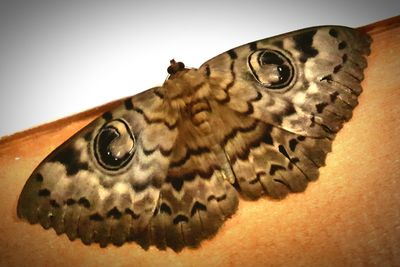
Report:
0,0,399,136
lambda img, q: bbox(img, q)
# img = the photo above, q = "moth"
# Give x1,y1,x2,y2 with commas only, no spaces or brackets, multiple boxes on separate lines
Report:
18,26,371,252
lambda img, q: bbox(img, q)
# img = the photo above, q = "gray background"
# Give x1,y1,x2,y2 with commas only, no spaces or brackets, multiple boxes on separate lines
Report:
0,0,399,136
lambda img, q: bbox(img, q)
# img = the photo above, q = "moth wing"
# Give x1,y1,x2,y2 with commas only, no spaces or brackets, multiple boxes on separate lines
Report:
17,88,177,247
199,26,371,198
201,26,371,138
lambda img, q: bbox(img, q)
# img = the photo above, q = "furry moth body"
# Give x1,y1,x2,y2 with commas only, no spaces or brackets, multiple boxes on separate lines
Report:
18,26,371,251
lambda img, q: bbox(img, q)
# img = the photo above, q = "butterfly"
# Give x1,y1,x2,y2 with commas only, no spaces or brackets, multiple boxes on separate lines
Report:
17,26,371,252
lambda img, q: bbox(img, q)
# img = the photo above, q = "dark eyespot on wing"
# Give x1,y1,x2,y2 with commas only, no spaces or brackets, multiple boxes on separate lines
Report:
94,119,135,171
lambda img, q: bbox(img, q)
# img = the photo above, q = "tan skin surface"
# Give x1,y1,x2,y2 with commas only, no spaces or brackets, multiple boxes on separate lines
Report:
0,17,399,267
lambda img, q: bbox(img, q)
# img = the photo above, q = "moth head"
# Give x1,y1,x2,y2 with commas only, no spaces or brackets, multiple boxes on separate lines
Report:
93,119,136,172
248,49,296,90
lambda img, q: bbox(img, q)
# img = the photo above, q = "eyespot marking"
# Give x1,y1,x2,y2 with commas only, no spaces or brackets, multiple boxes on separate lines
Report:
248,49,295,90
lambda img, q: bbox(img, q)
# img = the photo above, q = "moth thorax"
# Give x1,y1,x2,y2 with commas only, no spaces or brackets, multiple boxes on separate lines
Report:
163,68,211,110
190,100,212,133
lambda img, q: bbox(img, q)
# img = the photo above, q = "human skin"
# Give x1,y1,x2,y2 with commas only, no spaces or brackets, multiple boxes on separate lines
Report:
0,16,399,267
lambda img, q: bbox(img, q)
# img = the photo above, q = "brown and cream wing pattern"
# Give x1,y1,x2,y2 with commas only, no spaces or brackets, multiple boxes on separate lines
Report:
17,26,371,252
201,26,371,199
